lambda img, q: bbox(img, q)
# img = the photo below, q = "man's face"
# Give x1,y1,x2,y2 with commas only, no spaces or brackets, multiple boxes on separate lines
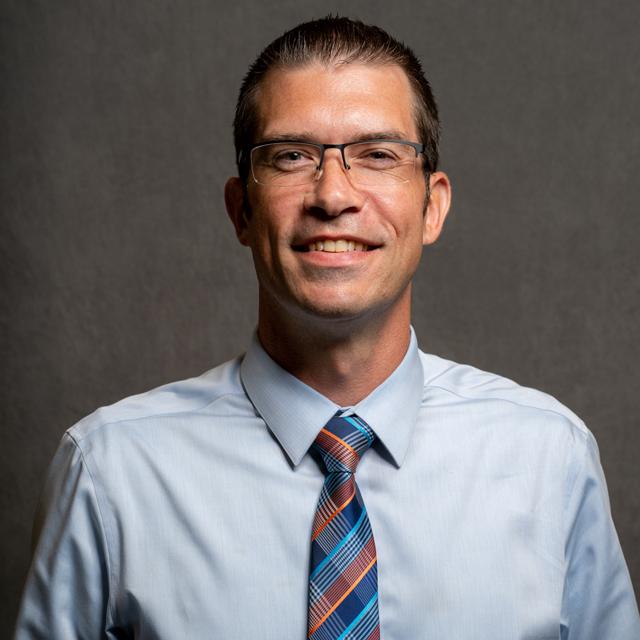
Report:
226,62,449,329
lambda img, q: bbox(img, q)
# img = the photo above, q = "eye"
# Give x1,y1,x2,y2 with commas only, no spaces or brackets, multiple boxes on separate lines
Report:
367,149,395,160
270,147,318,171
276,150,305,162
352,145,402,169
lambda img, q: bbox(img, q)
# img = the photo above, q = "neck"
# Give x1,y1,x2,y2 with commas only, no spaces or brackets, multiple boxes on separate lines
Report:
257,295,412,406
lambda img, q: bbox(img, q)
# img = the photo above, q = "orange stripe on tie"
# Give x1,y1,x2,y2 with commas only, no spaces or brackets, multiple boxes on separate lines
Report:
308,556,377,637
320,428,359,461
312,488,356,540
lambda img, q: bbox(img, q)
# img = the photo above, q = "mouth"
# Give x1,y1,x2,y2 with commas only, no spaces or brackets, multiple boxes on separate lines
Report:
293,239,379,253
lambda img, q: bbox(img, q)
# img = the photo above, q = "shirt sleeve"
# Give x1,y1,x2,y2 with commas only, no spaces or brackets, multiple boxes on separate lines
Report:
14,433,112,639
560,431,640,639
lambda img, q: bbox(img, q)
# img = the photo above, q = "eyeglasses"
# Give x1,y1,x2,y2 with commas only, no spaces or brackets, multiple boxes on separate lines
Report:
247,139,426,187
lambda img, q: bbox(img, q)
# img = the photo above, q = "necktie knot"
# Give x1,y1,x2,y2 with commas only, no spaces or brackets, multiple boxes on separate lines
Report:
313,413,375,476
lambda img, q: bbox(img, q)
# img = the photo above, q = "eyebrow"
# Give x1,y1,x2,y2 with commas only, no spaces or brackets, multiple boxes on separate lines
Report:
256,130,412,145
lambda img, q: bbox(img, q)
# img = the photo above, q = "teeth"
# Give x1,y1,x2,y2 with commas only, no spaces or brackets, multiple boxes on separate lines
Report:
307,240,370,252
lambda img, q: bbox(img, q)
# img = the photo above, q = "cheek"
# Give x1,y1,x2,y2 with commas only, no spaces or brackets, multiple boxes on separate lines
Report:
247,211,294,273
374,189,426,238
251,227,279,271
249,191,299,237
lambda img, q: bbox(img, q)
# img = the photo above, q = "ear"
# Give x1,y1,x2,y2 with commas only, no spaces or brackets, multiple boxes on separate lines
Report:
224,177,251,246
422,171,452,245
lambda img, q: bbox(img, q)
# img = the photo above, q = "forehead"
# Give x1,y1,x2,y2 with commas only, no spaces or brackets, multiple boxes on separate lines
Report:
253,62,418,142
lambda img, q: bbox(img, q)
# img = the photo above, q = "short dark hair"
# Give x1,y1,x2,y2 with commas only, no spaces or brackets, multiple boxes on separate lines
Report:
233,16,440,182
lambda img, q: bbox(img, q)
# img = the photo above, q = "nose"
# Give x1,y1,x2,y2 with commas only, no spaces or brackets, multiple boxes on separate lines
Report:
302,150,365,218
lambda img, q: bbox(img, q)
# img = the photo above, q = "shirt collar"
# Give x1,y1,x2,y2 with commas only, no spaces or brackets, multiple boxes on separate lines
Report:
240,327,424,468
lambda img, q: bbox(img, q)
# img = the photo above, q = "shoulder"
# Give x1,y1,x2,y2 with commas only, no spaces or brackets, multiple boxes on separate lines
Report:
67,355,250,448
418,350,592,447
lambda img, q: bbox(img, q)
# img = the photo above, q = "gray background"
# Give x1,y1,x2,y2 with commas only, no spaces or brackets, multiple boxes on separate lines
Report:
2,0,639,629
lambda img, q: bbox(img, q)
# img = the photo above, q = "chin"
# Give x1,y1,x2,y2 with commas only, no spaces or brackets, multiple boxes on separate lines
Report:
295,298,378,324
309,307,363,321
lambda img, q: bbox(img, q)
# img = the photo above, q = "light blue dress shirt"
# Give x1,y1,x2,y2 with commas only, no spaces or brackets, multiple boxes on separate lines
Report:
15,329,640,638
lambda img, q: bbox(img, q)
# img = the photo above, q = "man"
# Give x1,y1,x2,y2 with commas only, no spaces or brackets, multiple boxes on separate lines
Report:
15,16,640,639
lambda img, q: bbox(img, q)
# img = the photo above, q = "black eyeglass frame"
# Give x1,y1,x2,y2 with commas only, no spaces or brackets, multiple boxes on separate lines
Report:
241,138,427,182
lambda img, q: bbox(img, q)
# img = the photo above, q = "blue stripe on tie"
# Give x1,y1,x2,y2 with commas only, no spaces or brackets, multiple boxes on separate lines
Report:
336,592,379,640
344,416,374,446
329,568,377,628
309,506,368,580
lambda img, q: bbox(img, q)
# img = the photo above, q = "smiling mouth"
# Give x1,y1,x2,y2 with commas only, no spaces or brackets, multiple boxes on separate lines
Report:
295,239,377,253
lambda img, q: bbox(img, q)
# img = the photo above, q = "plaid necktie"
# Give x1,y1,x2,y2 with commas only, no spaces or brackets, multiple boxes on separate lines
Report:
307,412,380,640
